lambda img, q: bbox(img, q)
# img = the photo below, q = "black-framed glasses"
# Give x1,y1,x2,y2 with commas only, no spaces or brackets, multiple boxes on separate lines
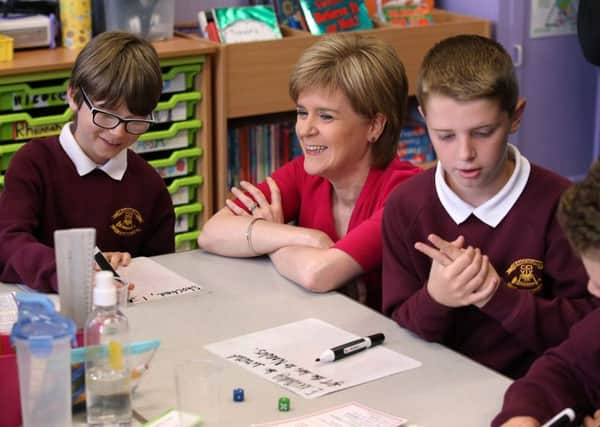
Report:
79,87,155,135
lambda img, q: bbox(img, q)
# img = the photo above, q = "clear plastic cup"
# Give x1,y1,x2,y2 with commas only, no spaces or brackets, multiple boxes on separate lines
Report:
175,359,223,426
12,294,76,427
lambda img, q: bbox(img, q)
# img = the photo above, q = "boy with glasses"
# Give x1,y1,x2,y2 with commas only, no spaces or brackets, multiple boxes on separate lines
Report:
0,31,175,292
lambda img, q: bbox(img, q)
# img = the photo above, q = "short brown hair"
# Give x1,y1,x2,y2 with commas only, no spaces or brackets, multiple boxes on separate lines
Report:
69,31,162,116
417,34,519,116
289,33,408,169
558,161,600,254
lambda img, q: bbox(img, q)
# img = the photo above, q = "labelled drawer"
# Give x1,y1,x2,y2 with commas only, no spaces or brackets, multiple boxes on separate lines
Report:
154,92,201,123
0,107,71,141
174,203,203,234
162,63,202,94
133,119,201,154
0,142,25,171
148,147,202,179
167,175,203,206
0,79,69,112
175,230,200,252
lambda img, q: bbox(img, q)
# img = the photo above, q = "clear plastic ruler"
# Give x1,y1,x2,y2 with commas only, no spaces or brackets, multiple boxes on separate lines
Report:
54,228,96,328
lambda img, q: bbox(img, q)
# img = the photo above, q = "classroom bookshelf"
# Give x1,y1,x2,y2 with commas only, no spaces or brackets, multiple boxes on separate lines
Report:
213,9,491,206
0,36,217,251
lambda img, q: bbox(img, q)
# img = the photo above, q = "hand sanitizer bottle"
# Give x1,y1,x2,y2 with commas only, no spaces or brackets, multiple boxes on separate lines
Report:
85,271,132,425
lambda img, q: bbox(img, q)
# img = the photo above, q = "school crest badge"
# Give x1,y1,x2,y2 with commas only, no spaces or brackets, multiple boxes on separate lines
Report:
111,208,143,236
505,258,544,292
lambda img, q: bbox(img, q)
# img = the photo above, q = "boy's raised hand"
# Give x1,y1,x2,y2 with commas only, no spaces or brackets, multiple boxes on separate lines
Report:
415,234,499,308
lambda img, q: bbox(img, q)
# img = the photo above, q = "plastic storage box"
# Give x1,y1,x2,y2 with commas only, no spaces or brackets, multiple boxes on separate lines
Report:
99,0,175,41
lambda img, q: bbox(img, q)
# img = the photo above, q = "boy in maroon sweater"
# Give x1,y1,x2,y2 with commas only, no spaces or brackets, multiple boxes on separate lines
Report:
0,32,174,292
493,161,600,427
382,35,597,379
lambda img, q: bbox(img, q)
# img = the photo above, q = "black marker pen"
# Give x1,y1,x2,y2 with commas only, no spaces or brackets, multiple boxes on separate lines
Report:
94,246,120,278
316,333,385,362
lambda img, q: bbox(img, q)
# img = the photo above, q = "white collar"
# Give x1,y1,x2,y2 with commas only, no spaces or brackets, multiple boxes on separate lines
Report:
59,123,127,181
435,144,531,227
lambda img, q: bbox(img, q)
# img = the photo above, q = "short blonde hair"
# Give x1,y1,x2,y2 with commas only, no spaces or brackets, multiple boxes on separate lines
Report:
289,33,408,169
69,31,162,116
417,35,519,117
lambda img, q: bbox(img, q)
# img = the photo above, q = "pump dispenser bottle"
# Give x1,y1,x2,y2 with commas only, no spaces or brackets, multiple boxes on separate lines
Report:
84,270,132,425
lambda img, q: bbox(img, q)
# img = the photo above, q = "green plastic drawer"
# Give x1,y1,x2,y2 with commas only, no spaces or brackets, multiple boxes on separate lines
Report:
0,174,4,191
148,147,202,179
0,108,72,141
133,120,201,154
174,202,203,233
167,175,203,206
162,64,202,94
0,142,25,171
154,92,201,123
0,79,69,112
175,230,200,252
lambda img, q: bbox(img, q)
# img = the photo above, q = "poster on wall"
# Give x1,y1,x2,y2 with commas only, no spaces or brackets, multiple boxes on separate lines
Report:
530,0,578,38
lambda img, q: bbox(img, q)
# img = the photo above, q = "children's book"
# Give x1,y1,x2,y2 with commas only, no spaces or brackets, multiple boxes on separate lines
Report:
377,0,433,27
300,0,373,34
273,0,308,30
213,5,283,44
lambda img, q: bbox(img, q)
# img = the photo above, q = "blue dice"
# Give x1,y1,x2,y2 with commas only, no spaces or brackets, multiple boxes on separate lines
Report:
233,387,245,402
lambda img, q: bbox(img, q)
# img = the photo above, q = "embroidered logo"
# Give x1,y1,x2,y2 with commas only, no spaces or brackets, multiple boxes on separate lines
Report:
111,208,143,236
505,258,544,292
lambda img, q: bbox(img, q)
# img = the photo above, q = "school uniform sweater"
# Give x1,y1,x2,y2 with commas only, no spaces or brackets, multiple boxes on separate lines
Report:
492,307,600,426
0,136,174,292
382,165,596,378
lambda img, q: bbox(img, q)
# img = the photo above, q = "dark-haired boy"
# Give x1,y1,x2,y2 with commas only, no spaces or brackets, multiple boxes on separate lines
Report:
0,31,174,292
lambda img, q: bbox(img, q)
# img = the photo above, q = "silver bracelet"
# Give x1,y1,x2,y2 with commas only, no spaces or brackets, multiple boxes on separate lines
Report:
246,217,265,255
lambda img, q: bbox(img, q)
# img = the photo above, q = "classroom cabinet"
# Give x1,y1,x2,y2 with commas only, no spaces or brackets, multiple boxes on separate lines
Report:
0,36,216,251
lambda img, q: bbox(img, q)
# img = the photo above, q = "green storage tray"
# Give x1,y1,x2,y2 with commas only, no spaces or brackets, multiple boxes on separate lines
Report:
162,64,202,94
0,78,69,112
133,119,201,154
167,175,203,206
154,92,201,123
175,230,200,252
0,142,25,171
149,147,202,179
0,107,72,141
174,202,203,234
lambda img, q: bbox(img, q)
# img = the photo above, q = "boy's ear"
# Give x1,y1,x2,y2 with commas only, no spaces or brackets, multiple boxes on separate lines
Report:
417,105,425,119
66,86,80,112
509,98,526,133
368,113,387,143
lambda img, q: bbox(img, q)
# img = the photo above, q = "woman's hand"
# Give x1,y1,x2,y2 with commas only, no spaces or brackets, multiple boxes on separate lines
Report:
225,177,284,223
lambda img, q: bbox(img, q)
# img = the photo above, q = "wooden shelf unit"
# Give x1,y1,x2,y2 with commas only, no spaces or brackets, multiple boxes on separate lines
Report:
213,9,491,207
0,36,217,228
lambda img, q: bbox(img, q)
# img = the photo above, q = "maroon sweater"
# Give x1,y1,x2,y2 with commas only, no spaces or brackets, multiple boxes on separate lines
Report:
0,137,175,292
382,166,597,378
492,307,600,426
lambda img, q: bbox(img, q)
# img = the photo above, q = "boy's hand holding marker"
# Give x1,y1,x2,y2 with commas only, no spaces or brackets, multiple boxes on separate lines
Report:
415,233,500,308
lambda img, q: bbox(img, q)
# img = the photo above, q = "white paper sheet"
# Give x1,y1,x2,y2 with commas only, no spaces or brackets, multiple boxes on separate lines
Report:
116,257,204,304
252,402,407,427
205,318,421,399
